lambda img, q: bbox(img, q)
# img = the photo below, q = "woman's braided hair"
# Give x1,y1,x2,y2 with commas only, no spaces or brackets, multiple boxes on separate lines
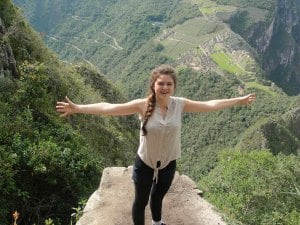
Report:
141,65,177,135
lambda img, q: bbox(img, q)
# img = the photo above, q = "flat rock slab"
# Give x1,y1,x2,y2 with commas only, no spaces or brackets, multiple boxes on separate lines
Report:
77,166,226,225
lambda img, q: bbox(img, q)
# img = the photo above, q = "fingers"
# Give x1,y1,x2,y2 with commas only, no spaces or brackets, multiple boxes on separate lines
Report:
57,107,70,117
246,93,256,105
56,101,67,107
56,96,71,117
56,107,67,112
56,96,72,105
248,93,256,99
65,96,73,104
239,93,256,106
56,105,68,117
56,101,68,109
249,93,256,100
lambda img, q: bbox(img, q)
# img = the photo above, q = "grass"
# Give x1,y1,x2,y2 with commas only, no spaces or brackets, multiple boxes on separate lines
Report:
209,46,278,97
211,50,245,75
191,0,236,15
173,18,220,36
243,6,269,22
246,82,279,97
161,39,194,59
160,17,224,58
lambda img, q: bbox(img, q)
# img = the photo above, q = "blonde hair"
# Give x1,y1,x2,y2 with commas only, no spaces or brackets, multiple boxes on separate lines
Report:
141,65,177,135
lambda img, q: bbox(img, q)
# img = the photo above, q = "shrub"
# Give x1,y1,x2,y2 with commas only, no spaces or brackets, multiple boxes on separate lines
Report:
200,149,300,225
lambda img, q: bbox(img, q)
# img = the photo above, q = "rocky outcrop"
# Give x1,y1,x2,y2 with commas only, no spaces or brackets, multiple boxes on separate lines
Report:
77,166,226,225
0,17,19,79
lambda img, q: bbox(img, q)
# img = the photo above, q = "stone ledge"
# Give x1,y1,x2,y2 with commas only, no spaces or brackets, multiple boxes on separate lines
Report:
77,166,226,225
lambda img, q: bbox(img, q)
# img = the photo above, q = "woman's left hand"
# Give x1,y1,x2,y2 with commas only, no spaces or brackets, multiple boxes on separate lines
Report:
56,96,78,117
239,93,256,106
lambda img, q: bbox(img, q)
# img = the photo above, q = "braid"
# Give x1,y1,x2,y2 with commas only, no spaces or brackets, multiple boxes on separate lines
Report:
141,64,177,136
142,92,156,135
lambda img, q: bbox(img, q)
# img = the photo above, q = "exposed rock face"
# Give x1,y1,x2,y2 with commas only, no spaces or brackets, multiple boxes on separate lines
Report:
250,0,300,95
77,166,226,225
0,17,19,79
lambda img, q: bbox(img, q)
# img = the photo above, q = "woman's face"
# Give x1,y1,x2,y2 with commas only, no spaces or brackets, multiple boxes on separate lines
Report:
153,74,175,100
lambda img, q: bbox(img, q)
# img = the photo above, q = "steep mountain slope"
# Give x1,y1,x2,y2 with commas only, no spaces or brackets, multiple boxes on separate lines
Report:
13,0,300,95
13,0,300,178
7,0,300,224
13,0,200,75
236,107,300,155
0,1,138,224
9,0,289,101
224,0,300,95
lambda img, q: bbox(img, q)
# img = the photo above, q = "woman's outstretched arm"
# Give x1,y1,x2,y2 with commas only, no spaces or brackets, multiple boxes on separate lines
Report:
183,93,256,113
56,96,146,117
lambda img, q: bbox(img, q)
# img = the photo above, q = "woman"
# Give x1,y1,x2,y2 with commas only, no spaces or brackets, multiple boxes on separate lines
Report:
56,65,256,225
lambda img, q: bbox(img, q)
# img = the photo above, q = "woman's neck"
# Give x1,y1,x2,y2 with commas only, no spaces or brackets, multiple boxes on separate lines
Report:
156,98,170,109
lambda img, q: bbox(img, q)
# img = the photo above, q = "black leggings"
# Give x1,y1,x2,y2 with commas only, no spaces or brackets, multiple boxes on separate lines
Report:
132,156,176,225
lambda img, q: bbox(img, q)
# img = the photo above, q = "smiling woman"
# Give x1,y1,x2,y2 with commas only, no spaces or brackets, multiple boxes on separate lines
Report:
56,64,256,225
142,65,177,135
155,76,175,97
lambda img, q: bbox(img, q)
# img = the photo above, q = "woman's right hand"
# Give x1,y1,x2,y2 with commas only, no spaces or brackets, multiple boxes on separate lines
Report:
56,96,77,117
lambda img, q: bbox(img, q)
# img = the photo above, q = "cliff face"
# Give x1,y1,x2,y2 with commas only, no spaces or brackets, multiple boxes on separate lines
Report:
250,0,300,95
0,17,18,79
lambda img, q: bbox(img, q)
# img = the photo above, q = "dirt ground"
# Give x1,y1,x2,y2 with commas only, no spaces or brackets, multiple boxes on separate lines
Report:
76,166,227,225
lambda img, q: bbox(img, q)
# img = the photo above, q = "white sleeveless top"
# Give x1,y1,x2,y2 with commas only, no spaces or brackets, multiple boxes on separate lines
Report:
137,96,185,175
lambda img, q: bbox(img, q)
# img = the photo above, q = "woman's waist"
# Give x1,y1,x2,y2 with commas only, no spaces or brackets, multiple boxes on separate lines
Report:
136,154,175,169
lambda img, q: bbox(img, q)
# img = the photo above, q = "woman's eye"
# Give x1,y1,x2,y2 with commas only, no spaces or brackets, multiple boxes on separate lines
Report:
157,82,173,86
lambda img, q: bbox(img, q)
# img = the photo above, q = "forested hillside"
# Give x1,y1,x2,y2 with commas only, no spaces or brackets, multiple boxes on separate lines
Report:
13,0,300,96
0,1,138,224
5,0,300,224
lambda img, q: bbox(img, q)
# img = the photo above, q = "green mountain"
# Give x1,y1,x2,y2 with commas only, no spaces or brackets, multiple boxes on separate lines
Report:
224,0,300,95
13,0,300,96
236,107,300,155
11,0,300,170
3,0,300,224
0,1,138,224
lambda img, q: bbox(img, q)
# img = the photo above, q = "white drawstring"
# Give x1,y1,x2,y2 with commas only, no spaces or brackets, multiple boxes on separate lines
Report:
153,168,159,184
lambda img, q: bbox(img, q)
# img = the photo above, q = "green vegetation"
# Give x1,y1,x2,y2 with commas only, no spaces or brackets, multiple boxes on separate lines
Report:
160,17,224,59
213,0,275,10
13,0,201,76
228,6,268,36
4,0,300,224
229,10,252,34
246,81,278,96
236,110,300,155
211,49,245,74
224,0,300,96
200,149,300,225
0,1,138,224
176,67,298,182
192,0,236,15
